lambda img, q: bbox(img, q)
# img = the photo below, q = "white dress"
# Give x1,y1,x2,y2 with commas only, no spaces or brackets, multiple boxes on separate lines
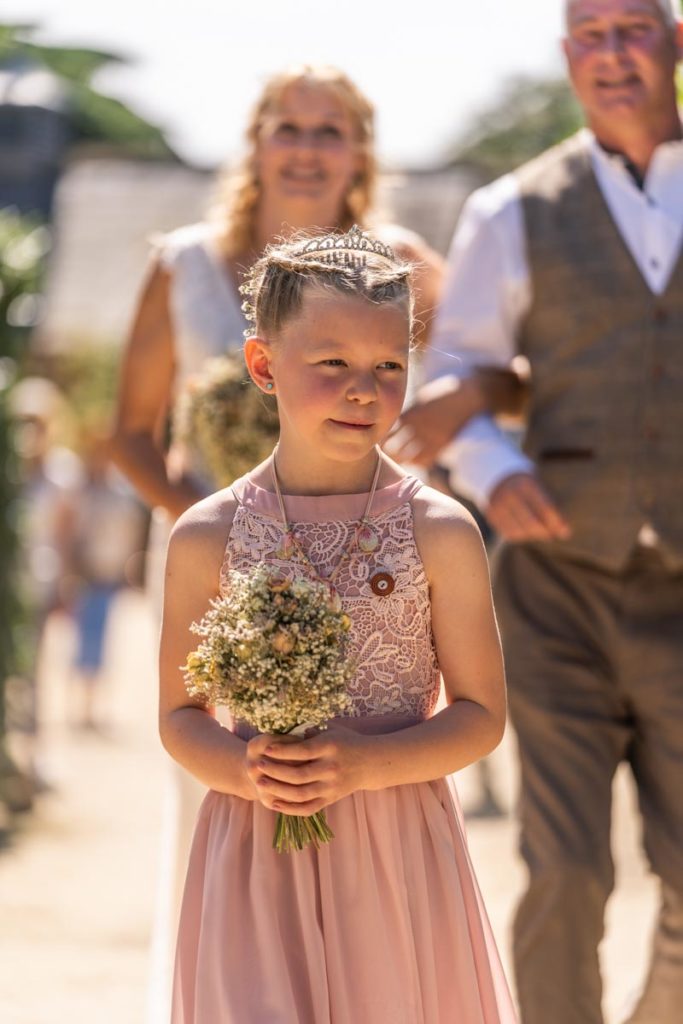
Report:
146,222,247,1024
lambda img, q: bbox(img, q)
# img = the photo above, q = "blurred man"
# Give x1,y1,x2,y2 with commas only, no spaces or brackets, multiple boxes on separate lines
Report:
392,3,683,1022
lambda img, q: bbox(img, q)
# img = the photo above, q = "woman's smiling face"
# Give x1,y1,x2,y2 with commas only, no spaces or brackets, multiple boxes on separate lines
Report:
256,83,362,215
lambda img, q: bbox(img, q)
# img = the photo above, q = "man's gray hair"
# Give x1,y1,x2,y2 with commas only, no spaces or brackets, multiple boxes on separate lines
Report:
565,0,680,28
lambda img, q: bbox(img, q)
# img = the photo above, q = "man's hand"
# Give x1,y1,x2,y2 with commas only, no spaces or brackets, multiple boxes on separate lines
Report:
486,473,571,542
386,376,485,466
386,367,528,468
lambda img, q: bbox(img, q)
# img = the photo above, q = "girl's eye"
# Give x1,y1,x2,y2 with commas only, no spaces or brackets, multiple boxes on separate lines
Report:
378,361,404,371
321,359,346,367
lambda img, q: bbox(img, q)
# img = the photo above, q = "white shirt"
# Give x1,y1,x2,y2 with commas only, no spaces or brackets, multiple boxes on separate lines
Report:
425,129,683,508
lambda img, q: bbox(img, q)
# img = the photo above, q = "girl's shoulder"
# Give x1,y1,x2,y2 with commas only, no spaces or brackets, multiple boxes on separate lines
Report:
410,484,487,578
411,482,480,531
168,487,240,578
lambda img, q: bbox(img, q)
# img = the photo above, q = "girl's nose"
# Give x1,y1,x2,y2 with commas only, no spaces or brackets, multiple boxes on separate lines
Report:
347,373,377,403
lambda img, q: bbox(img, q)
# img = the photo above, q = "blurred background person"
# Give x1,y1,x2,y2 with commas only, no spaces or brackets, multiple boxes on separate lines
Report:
65,427,147,732
391,2,683,1022
9,376,81,798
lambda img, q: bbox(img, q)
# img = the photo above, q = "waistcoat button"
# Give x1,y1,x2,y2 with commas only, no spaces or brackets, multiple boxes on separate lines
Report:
653,306,669,325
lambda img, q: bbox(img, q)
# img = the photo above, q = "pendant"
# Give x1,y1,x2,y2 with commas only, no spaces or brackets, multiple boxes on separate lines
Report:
370,571,395,597
276,530,296,560
357,523,379,553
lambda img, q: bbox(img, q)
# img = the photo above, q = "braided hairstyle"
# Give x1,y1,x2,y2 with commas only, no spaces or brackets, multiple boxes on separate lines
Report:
240,227,414,339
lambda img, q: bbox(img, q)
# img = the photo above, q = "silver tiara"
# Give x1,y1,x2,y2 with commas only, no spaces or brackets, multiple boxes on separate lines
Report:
298,225,397,267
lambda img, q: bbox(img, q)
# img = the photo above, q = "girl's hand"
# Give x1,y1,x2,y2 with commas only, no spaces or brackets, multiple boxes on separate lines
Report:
244,727,371,816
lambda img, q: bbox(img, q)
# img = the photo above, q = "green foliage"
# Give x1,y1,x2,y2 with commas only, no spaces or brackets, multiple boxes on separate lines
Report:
0,22,176,160
67,81,174,157
448,76,584,181
0,210,49,736
18,40,124,84
49,345,120,435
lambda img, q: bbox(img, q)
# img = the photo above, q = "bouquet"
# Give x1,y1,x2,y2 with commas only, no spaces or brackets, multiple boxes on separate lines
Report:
184,566,353,852
174,353,280,488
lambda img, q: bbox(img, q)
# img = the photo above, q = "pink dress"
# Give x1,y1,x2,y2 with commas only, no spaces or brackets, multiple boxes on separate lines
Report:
172,473,517,1024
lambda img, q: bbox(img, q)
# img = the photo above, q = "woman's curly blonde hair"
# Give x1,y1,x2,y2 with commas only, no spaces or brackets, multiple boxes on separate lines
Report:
210,65,378,258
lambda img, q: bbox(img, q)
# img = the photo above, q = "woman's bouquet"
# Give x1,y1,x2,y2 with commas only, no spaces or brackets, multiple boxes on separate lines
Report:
174,353,279,488
184,566,353,852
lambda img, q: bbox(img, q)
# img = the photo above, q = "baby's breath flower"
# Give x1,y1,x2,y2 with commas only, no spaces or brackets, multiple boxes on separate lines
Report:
183,565,352,735
174,353,279,488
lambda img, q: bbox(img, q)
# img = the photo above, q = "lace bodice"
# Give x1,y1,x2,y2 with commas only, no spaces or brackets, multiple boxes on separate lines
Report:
219,474,441,720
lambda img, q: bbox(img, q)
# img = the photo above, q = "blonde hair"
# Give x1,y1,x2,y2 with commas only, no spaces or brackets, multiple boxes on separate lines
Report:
210,65,378,258
241,228,413,338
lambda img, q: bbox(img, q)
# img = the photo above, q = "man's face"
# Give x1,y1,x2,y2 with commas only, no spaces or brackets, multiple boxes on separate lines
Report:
563,1,681,131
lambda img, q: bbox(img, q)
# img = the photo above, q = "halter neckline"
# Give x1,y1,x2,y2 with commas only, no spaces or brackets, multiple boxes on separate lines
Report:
231,471,424,524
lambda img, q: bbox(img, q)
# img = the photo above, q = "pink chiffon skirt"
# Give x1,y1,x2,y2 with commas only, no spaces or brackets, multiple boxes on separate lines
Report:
172,717,517,1024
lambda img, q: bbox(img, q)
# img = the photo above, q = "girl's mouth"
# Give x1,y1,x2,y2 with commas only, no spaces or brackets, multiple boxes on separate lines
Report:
329,419,374,431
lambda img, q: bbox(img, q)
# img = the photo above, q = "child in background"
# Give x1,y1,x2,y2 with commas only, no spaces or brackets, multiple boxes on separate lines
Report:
67,431,147,730
159,227,517,1023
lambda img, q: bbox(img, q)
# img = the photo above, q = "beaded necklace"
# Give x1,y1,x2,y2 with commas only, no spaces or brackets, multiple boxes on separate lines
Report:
271,447,385,595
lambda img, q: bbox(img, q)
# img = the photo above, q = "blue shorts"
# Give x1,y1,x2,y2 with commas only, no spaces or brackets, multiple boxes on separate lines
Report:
73,584,118,672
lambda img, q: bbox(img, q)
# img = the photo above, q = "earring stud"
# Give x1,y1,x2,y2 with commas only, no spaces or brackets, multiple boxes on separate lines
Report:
265,382,274,391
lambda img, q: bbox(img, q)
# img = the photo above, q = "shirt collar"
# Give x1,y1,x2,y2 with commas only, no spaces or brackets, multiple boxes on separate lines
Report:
585,126,683,193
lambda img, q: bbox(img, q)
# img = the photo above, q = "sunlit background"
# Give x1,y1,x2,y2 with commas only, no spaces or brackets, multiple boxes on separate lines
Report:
0,3,666,1021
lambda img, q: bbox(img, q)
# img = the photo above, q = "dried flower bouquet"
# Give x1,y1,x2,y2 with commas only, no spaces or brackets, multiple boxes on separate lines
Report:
184,566,353,852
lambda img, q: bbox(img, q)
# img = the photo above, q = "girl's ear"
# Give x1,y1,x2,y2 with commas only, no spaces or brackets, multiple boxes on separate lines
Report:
244,336,276,394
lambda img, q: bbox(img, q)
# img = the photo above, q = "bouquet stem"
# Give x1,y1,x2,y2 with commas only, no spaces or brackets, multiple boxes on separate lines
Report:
273,810,335,853
271,721,335,853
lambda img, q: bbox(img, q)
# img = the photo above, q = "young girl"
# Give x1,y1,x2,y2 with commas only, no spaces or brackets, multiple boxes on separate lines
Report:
160,227,517,1023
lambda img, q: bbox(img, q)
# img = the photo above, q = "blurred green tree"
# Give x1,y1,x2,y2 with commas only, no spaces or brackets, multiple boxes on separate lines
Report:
0,22,178,160
447,64,683,183
447,76,584,181
0,210,49,814
0,23,178,816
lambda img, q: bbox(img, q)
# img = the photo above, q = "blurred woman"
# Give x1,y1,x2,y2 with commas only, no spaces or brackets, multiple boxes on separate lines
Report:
113,64,444,524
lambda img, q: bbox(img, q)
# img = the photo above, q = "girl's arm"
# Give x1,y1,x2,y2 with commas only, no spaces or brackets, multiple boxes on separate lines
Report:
111,260,203,521
254,488,507,815
158,493,255,799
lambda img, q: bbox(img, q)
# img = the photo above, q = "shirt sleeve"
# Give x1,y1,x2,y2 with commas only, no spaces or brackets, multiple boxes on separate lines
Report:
423,174,533,505
440,418,535,508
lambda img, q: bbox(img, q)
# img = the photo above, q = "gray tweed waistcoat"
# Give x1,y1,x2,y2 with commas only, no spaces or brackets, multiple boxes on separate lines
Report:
516,132,683,571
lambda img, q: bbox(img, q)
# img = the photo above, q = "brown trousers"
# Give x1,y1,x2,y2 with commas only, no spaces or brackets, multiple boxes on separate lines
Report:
493,543,683,1024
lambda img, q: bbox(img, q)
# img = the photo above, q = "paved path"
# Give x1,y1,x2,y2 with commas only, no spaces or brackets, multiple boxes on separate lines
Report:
1,590,657,1023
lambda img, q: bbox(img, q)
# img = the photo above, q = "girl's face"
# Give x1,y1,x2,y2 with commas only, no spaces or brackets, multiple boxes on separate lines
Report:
253,287,410,467
256,83,363,216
